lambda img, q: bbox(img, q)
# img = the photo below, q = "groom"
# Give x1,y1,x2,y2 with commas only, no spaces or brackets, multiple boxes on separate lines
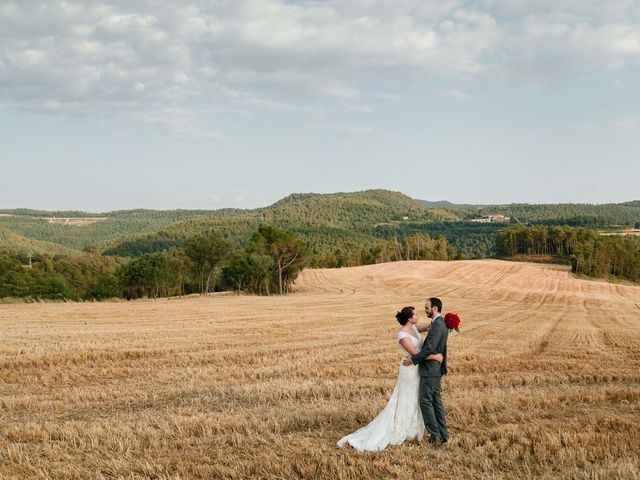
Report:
402,297,449,444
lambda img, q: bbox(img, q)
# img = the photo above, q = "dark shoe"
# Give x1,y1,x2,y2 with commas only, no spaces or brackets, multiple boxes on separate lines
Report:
440,437,448,445
428,437,439,444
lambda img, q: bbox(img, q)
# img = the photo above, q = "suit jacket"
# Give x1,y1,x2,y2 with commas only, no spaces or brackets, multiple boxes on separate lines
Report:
411,315,448,377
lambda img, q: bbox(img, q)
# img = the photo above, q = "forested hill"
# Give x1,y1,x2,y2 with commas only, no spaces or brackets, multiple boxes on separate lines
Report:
0,190,437,257
256,190,457,227
102,190,451,257
0,208,238,250
2,191,639,260
0,226,80,257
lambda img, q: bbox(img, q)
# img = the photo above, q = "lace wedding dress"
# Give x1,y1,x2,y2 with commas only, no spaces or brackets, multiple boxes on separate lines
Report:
337,325,425,451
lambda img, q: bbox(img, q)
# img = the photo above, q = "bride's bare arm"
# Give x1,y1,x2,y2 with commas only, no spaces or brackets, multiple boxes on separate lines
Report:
398,338,443,362
416,322,432,333
399,338,418,356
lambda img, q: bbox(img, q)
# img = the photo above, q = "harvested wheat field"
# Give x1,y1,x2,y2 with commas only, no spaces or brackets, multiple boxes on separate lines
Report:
1,259,639,479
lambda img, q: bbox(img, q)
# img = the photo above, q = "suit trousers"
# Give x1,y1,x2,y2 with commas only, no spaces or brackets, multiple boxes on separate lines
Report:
419,375,448,441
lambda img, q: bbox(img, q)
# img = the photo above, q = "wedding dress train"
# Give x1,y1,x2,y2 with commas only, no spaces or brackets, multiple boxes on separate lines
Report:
337,325,424,451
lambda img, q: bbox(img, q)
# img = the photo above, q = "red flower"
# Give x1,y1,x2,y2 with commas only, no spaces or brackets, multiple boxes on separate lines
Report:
444,312,461,333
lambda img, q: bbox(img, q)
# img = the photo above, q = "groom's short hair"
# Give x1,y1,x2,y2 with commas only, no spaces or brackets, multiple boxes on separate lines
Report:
428,297,442,312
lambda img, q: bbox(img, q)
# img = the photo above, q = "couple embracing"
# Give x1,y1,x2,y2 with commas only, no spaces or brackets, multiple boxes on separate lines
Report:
337,298,449,451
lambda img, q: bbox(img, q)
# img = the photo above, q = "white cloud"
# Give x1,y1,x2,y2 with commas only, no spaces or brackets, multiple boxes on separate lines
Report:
314,122,374,137
609,118,640,134
0,0,639,136
346,104,375,113
433,89,474,100
574,118,640,135
609,28,640,54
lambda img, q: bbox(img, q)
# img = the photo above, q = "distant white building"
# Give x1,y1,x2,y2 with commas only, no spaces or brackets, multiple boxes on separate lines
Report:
469,215,511,224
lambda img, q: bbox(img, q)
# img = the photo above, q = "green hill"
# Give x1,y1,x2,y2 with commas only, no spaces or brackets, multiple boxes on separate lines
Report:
102,190,438,256
3,191,639,261
0,225,81,257
415,199,485,209
0,209,225,250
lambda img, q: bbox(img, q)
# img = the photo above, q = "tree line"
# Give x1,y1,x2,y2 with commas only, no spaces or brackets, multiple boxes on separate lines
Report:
0,248,125,301
374,221,505,259
0,226,307,301
113,225,313,299
496,225,640,282
3,222,637,301
1,226,455,301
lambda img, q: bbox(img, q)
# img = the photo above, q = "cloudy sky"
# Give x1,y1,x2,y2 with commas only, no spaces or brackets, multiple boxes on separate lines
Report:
1,0,639,211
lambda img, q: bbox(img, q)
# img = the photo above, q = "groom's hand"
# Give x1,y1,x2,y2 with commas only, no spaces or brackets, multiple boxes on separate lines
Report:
402,357,413,366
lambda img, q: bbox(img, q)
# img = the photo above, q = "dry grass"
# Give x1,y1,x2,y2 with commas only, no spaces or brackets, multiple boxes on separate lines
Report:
1,259,639,479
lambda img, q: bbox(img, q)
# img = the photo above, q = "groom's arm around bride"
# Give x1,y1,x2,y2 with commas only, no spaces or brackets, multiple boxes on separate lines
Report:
402,318,446,375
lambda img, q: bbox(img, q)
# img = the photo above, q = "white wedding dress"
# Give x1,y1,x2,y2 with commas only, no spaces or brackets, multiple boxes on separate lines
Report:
337,325,425,451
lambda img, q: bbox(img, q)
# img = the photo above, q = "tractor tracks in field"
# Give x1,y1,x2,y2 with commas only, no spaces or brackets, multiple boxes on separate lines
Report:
586,313,623,353
614,285,640,313
483,264,521,288
311,271,356,296
534,315,563,354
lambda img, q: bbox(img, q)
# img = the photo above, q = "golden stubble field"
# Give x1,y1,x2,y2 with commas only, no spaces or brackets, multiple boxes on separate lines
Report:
1,259,639,479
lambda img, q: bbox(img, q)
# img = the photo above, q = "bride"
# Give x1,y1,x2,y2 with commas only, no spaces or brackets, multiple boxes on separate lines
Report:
337,306,443,451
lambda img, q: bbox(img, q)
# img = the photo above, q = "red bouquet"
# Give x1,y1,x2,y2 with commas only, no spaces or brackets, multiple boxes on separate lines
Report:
444,312,461,333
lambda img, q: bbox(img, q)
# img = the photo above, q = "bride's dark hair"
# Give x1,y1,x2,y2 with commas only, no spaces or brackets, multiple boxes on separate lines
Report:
395,306,415,325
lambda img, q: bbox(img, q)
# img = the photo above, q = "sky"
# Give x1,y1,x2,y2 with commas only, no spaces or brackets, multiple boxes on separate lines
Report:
1,0,640,212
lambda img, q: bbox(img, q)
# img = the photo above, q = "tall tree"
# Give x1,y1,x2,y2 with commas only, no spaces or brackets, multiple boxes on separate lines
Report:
222,252,274,295
162,248,191,297
249,226,309,295
118,253,171,299
185,230,231,295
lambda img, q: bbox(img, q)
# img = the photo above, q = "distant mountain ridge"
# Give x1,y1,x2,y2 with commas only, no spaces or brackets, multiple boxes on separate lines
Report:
102,189,451,256
415,199,487,209
1,190,639,259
